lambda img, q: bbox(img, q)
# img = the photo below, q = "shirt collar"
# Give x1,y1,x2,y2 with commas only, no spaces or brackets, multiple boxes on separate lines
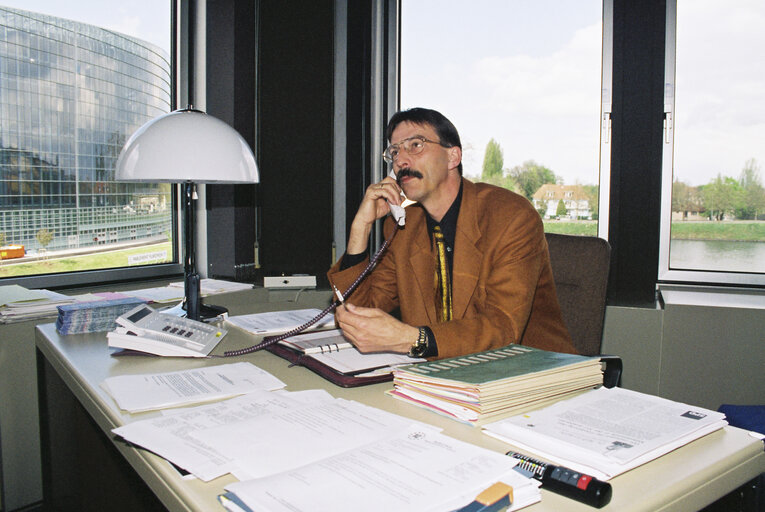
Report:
425,180,463,248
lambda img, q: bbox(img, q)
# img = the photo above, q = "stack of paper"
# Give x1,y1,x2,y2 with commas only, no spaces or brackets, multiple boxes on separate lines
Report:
482,386,728,480
390,345,603,425
0,284,76,323
56,297,147,334
111,388,541,511
169,278,253,295
226,308,335,336
101,362,285,413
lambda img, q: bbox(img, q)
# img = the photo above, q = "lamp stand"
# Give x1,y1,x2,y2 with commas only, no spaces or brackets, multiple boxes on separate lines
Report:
178,181,227,321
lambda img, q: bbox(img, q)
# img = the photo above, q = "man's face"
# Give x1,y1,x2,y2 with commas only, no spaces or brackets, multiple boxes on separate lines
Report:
389,121,458,207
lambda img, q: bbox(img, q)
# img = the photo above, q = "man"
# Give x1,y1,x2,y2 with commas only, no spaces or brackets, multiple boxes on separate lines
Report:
329,108,575,359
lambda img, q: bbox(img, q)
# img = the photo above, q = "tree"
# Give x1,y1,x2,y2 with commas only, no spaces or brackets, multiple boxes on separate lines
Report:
556,199,568,218
481,138,504,180
701,174,742,221
737,158,765,220
582,184,599,219
36,228,54,250
509,160,559,200
672,179,702,219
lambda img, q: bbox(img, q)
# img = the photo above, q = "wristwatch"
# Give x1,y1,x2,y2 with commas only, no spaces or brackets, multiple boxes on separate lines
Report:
408,327,428,357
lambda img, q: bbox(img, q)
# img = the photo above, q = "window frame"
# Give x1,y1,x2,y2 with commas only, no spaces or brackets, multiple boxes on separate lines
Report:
657,0,765,287
0,1,183,290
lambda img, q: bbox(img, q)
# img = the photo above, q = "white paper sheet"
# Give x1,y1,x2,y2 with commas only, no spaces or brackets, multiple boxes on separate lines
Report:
226,309,334,335
483,386,728,480
190,397,425,479
224,425,540,512
113,390,331,481
102,362,285,412
309,347,424,374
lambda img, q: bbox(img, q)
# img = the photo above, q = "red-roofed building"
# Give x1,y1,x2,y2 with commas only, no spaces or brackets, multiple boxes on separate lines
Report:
532,184,592,219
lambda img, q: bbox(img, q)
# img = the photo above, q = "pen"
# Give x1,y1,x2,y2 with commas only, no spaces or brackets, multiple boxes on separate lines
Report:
333,285,344,304
507,451,612,508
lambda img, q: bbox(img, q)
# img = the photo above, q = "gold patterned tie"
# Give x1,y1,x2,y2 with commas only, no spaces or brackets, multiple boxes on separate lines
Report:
433,225,452,322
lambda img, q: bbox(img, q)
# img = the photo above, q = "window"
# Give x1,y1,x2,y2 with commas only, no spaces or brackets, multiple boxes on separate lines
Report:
0,1,177,287
400,0,607,236
660,1,765,286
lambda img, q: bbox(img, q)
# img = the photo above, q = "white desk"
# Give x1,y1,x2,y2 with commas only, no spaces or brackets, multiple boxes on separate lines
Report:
35,312,765,511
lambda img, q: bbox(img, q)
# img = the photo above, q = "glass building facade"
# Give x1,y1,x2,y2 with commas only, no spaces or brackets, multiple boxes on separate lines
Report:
0,6,171,254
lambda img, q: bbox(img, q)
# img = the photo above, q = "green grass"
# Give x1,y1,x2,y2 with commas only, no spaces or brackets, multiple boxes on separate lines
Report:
0,242,173,278
543,220,598,236
669,221,765,242
543,220,765,241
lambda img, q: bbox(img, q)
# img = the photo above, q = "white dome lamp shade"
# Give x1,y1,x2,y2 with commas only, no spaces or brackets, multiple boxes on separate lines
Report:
115,107,259,321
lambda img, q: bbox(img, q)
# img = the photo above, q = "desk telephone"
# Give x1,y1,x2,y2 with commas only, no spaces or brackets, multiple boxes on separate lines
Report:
109,304,227,357
224,170,415,357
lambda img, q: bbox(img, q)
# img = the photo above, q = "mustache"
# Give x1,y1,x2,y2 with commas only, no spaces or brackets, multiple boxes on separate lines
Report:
396,169,423,183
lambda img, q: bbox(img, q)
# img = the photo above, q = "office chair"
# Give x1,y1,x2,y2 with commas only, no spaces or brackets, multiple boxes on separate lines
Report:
545,232,622,388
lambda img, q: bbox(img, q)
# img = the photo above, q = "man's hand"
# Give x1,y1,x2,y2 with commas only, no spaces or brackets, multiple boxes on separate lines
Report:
346,177,402,255
335,302,418,354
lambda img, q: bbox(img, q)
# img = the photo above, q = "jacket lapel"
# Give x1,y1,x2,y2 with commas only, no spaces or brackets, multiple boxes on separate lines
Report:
452,180,482,319
408,208,438,323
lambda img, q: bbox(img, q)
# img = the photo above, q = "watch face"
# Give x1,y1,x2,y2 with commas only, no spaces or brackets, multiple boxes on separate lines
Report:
409,344,425,357
409,329,428,357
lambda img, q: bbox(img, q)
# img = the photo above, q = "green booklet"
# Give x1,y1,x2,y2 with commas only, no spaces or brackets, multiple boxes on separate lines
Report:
394,344,599,386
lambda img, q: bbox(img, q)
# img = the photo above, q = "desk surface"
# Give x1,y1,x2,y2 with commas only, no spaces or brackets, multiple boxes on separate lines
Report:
35,313,765,512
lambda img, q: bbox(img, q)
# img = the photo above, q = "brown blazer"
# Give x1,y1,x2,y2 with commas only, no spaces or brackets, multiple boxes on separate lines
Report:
328,178,575,358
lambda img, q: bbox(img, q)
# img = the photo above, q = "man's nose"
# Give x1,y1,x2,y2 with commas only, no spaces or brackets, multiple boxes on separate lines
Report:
395,152,412,169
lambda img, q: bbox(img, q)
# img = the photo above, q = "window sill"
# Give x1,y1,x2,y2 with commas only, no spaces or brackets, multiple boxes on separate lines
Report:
657,283,765,310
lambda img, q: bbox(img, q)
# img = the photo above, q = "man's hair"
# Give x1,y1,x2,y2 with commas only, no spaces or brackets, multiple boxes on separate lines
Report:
385,108,463,175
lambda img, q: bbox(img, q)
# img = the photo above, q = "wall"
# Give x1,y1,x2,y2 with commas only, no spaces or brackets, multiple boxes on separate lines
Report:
601,289,765,411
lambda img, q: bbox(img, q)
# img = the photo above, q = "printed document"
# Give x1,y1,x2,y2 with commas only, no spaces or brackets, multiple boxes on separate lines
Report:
189,396,423,479
223,425,540,512
113,389,334,481
101,362,285,412
483,387,727,480
226,309,334,335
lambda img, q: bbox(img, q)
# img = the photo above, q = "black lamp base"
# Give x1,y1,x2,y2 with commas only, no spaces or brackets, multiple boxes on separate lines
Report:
161,299,228,322
184,300,228,321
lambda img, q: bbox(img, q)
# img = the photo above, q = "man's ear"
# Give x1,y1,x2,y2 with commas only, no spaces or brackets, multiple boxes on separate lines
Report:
447,146,462,171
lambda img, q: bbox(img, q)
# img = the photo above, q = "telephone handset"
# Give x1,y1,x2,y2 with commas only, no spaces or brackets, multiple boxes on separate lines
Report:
387,169,416,226
222,170,416,357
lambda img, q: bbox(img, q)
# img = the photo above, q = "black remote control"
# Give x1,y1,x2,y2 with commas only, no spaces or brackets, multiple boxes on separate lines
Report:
507,451,613,508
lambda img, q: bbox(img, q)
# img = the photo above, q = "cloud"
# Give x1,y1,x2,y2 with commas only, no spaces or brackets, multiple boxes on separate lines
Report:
472,23,602,117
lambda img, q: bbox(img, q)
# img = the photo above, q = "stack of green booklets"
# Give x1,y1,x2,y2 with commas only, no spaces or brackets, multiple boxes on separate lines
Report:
389,345,603,425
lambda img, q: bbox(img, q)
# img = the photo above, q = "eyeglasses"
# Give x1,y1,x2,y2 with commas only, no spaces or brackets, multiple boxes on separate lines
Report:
382,136,451,163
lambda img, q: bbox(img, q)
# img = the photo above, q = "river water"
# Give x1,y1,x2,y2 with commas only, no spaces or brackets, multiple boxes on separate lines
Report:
669,239,765,273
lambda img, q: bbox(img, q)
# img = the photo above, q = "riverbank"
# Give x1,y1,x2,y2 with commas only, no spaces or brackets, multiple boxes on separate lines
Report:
669,221,765,242
543,220,765,241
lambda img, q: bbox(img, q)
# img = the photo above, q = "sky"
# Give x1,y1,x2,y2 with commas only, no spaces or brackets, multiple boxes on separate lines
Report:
1,0,170,53
3,1,763,188
401,0,765,188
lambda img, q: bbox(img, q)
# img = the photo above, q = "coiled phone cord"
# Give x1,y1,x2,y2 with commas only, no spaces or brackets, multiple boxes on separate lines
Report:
222,223,401,357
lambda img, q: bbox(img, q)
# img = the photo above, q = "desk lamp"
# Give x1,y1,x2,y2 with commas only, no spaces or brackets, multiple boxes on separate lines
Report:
115,107,259,321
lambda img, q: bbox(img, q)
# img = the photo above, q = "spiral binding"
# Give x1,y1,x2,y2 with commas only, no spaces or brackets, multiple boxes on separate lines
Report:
221,223,401,357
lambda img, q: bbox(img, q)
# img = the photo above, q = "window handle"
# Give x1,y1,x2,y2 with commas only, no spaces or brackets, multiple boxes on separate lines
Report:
663,111,673,144
601,111,611,144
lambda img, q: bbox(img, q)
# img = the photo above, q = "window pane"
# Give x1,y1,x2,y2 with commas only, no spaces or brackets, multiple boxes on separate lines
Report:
400,0,604,236
666,1,765,280
0,2,173,280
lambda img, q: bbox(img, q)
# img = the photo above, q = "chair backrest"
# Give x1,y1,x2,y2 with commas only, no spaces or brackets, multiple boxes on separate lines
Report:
544,232,611,356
